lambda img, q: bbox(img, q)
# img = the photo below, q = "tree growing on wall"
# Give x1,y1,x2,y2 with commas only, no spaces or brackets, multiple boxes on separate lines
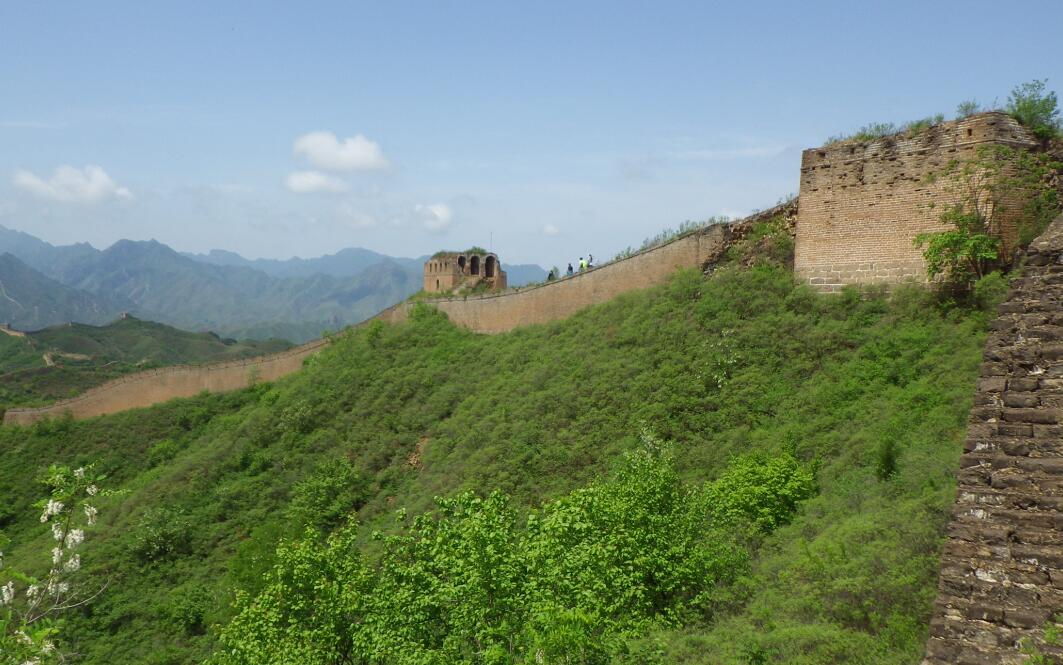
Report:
1007,79,1062,141
916,144,1061,290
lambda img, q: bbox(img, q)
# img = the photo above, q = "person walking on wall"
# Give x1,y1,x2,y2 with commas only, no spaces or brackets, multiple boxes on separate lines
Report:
567,263,574,277
578,257,587,272
588,254,594,269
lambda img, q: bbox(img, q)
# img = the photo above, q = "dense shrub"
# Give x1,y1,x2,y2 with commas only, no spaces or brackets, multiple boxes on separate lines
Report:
130,507,193,563
705,452,816,534
211,445,755,665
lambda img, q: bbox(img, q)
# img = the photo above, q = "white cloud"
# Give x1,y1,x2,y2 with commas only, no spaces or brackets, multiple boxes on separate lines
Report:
415,203,453,232
337,204,378,228
13,165,132,203
293,131,390,171
543,223,560,236
285,170,350,194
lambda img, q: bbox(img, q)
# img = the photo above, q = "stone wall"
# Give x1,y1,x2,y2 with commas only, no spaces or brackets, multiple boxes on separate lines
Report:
796,112,1039,292
924,213,1063,664
378,202,793,334
2,204,791,424
2,338,331,425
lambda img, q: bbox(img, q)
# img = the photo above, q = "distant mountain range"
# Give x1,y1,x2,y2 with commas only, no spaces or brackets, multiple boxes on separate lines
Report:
181,246,548,286
0,225,546,341
0,253,128,330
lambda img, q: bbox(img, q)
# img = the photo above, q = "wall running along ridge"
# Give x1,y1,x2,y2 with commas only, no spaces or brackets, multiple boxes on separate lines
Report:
376,203,793,334
2,338,330,426
924,213,1063,664
1,203,792,425
795,112,1039,292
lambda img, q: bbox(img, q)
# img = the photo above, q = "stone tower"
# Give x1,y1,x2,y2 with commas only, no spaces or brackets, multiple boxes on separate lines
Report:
423,250,507,294
794,112,1040,292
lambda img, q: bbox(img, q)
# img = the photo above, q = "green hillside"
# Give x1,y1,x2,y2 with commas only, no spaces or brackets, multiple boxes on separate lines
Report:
0,224,991,664
0,316,292,408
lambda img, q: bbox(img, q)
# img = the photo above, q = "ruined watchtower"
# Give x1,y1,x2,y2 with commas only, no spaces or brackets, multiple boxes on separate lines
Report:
794,112,1040,291
424,250,507,294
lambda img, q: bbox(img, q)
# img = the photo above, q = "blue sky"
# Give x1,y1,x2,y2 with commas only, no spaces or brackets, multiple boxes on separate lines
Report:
1,1,1061,268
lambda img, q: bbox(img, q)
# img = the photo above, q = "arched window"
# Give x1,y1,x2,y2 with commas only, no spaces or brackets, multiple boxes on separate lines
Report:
458,255,466,272
436,279,440,290
470,255,480,275
485,255,496,278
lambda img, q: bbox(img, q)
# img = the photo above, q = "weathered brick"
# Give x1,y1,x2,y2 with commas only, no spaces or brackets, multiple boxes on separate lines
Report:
1002,408,1059,424
978,377,1007,393
1009,377,1040,391
1003,392,1040,407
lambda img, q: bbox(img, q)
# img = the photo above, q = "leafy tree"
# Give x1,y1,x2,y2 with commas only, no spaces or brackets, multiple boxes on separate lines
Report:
915,205,1000,285
211,442,776,664
916,144,1061,288
705,452,816,534
1007,79,1062,140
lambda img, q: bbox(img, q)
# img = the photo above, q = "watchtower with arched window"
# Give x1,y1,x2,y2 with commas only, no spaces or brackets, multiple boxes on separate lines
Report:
423,249,507,294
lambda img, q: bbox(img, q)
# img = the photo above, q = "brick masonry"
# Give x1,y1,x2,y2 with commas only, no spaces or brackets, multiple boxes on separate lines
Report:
1,338,330,426
377,202,793,334
796,112,1039,292
423,251,507,293
924,213,1063,665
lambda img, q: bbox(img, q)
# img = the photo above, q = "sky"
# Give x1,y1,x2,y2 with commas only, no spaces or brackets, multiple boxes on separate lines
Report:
1,1,1061,269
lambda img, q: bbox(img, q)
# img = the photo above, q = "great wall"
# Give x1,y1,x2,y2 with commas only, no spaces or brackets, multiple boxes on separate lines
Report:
3,110,1063,662
0,201,788,425
5,111,1043,426
1,338,331,426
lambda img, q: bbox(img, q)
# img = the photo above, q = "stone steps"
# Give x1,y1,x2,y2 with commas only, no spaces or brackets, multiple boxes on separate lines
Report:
924,213,1063,664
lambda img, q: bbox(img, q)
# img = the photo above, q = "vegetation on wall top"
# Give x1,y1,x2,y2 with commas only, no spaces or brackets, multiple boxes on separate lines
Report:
1006,79,1062,140
825,80,1062,146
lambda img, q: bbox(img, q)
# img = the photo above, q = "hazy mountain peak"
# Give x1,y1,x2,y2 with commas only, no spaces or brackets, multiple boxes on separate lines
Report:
0,226,546,341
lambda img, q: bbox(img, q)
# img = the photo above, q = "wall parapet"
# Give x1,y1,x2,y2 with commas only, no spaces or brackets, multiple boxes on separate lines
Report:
924,213,1063,664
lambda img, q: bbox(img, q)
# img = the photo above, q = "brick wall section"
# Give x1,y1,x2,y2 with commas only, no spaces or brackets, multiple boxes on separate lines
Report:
2,338,330,425
377,202,794,334
923,213,1063,665
796,112,1039,292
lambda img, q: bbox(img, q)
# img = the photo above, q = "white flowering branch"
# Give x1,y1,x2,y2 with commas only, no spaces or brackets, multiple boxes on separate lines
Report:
0,463,108,664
